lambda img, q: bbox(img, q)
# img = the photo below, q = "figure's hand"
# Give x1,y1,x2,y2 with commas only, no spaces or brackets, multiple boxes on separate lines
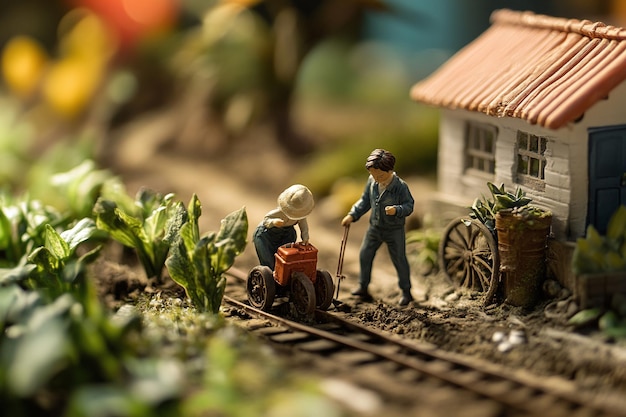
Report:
385,206,396,216
341,215,353,227
273,219,285,227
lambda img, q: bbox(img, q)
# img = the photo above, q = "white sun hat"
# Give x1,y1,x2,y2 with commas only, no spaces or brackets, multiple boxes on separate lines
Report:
277,184,314,220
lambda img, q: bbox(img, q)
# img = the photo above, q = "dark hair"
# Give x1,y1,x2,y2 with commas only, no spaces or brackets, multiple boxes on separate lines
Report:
365,149,395,172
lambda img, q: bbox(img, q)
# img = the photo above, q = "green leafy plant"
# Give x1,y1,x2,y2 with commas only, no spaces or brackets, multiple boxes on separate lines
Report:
49,159,114,219
406,222,440,275
568,293,626,340
0,196,65,266
487,182,532,210
469,195,498,233
470,182,549,233
94,188,177,280
165,195,247,314
26,218,102,299
566,206,626,340
0,283,182,416
572,205,626,275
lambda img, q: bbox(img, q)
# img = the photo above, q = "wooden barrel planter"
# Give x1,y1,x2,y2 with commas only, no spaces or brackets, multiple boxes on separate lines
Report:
495,210,552,307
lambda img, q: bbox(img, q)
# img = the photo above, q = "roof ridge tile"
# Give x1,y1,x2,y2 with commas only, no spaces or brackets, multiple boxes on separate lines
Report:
491,9,626,41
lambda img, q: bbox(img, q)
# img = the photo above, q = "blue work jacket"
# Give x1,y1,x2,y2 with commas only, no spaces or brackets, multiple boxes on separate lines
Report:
348,174,414,229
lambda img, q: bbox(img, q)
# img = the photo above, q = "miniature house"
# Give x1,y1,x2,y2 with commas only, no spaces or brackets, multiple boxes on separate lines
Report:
411,9,626,294
411,9,626,242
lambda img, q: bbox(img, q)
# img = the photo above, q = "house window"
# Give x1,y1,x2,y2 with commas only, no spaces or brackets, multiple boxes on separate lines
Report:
516,131,547,189
465,122,496,177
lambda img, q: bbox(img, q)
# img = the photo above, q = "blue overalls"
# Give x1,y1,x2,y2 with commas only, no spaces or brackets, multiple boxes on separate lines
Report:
348,174,414,291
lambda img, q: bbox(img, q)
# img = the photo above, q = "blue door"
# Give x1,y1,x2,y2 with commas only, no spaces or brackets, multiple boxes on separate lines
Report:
588,126,626,234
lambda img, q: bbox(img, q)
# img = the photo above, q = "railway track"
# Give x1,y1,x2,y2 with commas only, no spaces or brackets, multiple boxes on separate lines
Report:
224,266,626,417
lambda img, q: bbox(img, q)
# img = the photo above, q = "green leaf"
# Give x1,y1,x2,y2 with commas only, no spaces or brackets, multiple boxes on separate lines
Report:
28,246,59,273
0,261,36,286
192,238,214,310
211,207,248,275
163,202,187,245
0,285,42,327
599,310,619,330
44,224,70,260
188,194,202,227
0,207,12,250
494,194,515,209
144,206,168,241
487,182,503,196
99,178,136,215
79,245,103,266
165,223,194,292
607,205,626,241
50,159,96,188
135,189,175,220
8,317,68,396
7,295,74,396
181,221,200,258
604,326,626,339
0,250,36,286
567,308,602,327
61,218,98,252
68,386,149,417
94,199,147,249
50,160,112,218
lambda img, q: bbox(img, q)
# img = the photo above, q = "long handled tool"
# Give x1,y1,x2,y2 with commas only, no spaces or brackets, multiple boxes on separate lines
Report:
332,224,350,307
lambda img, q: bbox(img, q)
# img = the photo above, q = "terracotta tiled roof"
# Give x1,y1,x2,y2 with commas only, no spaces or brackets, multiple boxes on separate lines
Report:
410,9,626,129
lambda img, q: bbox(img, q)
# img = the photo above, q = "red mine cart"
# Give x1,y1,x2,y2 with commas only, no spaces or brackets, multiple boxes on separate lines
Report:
246,242,334,316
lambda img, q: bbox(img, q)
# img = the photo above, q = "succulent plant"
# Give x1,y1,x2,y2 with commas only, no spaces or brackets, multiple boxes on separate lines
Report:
469,182,546,235
487,182,533,211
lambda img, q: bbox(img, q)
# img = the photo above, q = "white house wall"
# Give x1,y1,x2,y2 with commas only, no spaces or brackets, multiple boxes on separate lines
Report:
437,109,471,202
437,81,626,241
497,117,572,239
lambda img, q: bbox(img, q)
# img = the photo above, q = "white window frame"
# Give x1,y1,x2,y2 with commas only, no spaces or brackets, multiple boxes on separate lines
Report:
515,131,547,190
464,121,496,179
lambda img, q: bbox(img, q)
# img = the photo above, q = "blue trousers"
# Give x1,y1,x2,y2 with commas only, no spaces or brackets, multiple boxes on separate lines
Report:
359,225,411,291
253,224,296,270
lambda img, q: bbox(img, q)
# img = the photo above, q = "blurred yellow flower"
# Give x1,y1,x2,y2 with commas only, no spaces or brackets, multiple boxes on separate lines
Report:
59,9,117,61
41,57,104,118
1,36,49,99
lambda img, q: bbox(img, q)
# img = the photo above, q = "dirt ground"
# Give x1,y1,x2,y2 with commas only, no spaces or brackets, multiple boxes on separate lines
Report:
102,120,626,407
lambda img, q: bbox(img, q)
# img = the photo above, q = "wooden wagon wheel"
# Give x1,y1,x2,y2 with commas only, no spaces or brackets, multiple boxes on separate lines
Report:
290,272,316,316
246,266,276,311
314,270,334,311
438,216,500,304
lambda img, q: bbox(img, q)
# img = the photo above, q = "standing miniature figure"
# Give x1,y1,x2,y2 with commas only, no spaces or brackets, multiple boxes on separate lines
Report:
254,184,314,269
341,149,415,306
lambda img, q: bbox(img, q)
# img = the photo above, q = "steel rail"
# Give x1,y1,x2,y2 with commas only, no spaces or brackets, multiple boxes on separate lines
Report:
225,267,626,417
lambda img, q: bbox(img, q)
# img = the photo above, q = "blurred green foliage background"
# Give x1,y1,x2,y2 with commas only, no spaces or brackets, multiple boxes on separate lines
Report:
0,0,620,201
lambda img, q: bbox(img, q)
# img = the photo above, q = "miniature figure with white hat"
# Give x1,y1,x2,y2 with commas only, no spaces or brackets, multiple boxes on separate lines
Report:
253,184,315,269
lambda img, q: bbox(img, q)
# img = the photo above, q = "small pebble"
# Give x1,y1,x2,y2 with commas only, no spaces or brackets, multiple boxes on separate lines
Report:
497,341,513,352
492,331,506,343
445,292,460,302
508,330,526,345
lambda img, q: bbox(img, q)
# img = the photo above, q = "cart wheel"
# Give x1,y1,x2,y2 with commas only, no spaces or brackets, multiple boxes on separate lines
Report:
314,270,335,311
439,216,500,301
247,266,276,311
290,272,316,316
